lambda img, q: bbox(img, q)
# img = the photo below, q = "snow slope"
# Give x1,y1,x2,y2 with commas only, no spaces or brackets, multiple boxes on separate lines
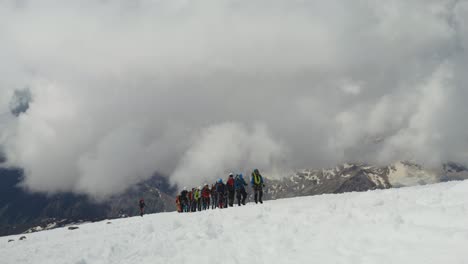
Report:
2,181,468,264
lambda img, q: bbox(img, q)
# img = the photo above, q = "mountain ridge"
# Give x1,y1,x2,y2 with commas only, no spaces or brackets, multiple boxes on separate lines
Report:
1,161,467,236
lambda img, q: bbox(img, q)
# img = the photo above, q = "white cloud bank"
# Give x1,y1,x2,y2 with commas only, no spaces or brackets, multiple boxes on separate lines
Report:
0,0,467,198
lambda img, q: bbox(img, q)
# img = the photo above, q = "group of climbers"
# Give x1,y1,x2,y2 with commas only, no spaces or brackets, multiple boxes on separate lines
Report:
175,169,265,213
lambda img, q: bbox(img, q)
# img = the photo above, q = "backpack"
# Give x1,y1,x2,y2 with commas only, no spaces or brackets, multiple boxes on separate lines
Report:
235,176,245,190
181,190,188,200
202,187,210,197
227,177,235,191
217,183,225,194
252,171,262,186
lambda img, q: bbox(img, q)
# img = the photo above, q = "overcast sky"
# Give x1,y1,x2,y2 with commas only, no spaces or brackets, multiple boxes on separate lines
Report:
0,0,467,199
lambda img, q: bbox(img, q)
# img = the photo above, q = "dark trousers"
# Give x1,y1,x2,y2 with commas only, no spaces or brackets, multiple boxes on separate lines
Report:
218,192,225,208
253,186,263,203
182,200,189,212
212,194,217,209
203,197,210,210
191,200,196,212
228,190,235,207
236,189,247,206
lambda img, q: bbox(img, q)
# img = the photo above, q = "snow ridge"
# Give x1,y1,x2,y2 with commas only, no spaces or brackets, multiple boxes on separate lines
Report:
2,181,468,264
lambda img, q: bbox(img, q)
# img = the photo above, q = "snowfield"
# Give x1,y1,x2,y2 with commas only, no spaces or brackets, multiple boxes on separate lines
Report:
2,181,468,264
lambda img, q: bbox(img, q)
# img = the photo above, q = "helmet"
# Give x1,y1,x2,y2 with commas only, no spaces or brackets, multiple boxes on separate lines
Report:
229,172,234,176
183,187,187,191
218,178,223,183
198,186,202,189
239,174,243,179
254,169,259,173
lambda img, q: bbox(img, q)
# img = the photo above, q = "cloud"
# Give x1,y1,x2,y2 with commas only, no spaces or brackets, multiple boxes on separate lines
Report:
171,122,285,188
0,0,467,198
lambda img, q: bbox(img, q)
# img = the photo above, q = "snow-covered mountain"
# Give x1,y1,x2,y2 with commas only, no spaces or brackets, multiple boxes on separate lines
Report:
2,161,467,236
0,169,176,236
3,180,467,264
265,161,468,200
